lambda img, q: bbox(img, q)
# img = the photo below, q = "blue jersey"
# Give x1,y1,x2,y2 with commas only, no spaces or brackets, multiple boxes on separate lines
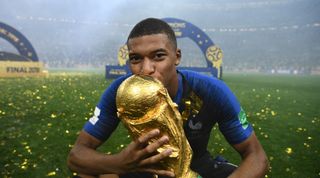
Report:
84,70,253,159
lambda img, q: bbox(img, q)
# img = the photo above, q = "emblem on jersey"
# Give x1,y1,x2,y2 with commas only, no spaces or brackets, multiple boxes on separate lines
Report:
181,91,203,120
188,120,202,130
238,108,249,129
181,88,203,131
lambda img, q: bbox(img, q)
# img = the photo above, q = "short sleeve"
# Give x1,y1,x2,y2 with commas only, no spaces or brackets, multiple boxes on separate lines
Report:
83,75,129,141
213,81,253,144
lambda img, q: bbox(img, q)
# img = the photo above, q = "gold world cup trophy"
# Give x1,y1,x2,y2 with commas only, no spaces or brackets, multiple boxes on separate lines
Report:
116,75,198,178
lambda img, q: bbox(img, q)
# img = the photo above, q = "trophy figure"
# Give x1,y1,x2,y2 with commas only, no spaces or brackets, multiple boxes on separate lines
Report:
116,75,198,178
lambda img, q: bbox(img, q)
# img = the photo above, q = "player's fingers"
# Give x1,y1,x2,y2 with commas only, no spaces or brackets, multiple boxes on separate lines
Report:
139,148,172,166
140,135,169,156
135,129,160,148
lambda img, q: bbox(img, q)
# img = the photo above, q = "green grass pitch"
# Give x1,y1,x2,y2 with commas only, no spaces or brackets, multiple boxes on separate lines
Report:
0,72,319,177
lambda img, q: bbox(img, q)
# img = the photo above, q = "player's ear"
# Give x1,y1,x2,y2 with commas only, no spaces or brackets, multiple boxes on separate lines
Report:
175,48,181,66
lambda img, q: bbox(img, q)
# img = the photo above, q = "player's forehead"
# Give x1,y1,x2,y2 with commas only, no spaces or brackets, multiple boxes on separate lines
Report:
127,34,173,53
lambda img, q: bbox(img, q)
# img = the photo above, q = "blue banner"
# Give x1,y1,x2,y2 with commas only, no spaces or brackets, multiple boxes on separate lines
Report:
0,22,39,61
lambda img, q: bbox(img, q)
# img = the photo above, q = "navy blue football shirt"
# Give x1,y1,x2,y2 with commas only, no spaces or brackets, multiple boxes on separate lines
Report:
84,70,253,158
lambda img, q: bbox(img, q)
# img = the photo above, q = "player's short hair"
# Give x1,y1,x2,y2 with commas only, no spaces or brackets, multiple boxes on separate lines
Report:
127,18,177,49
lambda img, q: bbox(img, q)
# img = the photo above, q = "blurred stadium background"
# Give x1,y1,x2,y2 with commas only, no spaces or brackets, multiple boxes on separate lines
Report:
1,0,319,74
1,0,320,177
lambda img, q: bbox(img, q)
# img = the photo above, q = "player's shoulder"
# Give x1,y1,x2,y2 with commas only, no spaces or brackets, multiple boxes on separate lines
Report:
100,73,132,98
179,70,225,90
107,73,132,90
178,70,236,104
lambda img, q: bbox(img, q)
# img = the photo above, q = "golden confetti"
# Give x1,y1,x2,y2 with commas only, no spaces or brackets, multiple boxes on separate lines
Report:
2,71,317,177
219,148,225,154
285,147,293,154
20,165,27,170
50,113,57,118
47,171,56,176
21,159,28,166
269,156,274,161
296,127,303,132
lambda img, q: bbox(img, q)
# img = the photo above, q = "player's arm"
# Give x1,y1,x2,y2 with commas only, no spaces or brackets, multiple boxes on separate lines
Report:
209,78,269,177
228,132,269,178
67,129,175,177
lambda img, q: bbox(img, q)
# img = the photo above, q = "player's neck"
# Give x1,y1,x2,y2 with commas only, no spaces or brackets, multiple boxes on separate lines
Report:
167,72,179,100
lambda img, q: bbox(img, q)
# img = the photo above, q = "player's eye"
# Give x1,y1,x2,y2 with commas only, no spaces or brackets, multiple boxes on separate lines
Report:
154,53,166,61
129,55,142,64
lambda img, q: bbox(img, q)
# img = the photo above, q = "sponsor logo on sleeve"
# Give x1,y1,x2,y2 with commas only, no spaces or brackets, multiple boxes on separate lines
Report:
239,108,249,129
89,107,101,125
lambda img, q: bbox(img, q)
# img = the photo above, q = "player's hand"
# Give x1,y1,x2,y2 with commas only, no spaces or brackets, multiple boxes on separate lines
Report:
115,129,175,177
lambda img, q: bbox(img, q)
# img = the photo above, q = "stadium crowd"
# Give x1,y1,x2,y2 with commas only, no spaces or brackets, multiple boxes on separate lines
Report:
1,0,319,74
